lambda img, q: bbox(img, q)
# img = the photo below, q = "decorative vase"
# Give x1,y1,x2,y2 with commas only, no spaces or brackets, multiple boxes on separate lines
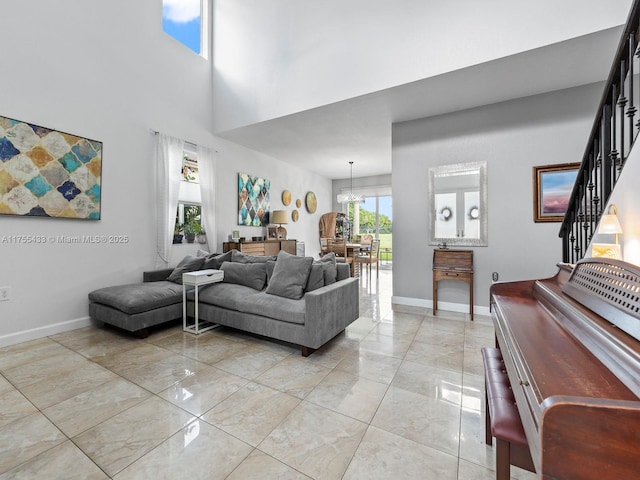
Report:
197,234,207,244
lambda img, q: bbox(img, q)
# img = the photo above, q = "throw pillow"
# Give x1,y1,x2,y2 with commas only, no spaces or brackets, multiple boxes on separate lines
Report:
196,248,210,257
265,251,314,300
266,260,277,284
231,250,277,264
318,252,338,285
203,250,232,270
220,261,267,290
305,263,325,292
166,256,206,284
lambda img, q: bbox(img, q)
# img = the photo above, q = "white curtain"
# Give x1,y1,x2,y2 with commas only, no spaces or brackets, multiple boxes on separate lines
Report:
197,145,217,253
155,133,184,268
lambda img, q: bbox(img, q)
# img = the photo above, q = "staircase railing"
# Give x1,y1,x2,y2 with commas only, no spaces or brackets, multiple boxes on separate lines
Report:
560,0,640,263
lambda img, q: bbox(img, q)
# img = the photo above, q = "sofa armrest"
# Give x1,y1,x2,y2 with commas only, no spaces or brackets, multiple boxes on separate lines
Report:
143,269,173,282
303,277,359,349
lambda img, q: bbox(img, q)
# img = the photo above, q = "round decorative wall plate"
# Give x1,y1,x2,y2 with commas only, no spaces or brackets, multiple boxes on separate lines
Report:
282,190,291,206
305,191,317,213
292,210,299,222
296,198,302,208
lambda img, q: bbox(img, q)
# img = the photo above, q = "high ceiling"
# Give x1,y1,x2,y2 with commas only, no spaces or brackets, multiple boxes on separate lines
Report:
216,27,622,181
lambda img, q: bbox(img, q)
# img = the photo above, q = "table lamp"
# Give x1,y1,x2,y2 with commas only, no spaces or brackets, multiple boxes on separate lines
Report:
593,204,623,259
598,204,623,244
271,210,288,239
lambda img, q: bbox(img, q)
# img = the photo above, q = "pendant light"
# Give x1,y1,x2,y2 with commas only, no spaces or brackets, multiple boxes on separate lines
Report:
337,161,365,204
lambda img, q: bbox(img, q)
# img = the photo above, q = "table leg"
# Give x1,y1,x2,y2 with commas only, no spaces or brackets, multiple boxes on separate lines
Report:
182,285,187,331
433,278,438,315
194,285,199,334
470,276,474,321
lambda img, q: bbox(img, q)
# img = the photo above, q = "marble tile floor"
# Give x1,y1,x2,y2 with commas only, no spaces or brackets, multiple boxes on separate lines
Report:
0,269,537,479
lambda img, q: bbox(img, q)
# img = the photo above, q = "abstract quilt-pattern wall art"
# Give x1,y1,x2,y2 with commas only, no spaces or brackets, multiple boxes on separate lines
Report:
238,172,270,226
0,115,102,219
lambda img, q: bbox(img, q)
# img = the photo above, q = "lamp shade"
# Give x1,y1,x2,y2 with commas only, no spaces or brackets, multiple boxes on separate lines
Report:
598,214,622,234
271,210,288,225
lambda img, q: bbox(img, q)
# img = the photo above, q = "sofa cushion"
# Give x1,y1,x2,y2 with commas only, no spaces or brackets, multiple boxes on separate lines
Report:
194,282,262,311
265,251,313,300
166,256,206,284
318,252,338,285
238,291,306,325
220,261,267,290
266,260,276,284
203,250,232,270
305,263,325,292
231,250,276,264
89,281,183,315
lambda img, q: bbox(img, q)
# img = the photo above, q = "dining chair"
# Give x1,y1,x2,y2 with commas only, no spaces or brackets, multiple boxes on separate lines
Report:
320,237,330,257
356,239,380,280
328,238,355,276
359,234,373,253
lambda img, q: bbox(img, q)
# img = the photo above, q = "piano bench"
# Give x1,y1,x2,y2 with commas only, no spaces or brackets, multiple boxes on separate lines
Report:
482,347,535,480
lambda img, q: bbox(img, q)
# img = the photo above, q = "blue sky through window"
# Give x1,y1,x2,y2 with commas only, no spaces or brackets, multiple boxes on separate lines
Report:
362,196,392,219
162,0,201,54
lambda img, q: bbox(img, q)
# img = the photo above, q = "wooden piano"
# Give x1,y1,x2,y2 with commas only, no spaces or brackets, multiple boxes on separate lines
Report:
490,258,640,479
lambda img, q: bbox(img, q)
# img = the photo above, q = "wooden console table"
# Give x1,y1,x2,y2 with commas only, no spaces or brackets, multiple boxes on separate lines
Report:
223,239,296,256
433,249,474,320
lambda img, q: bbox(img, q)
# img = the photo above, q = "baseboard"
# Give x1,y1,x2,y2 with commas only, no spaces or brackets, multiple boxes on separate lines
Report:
391,296,490,317
0,316,94,348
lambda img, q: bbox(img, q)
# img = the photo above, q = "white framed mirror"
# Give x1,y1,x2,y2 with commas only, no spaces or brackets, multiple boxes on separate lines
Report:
428,161,487,247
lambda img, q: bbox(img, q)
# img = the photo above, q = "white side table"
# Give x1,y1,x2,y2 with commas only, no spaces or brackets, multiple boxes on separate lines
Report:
182,269,224,334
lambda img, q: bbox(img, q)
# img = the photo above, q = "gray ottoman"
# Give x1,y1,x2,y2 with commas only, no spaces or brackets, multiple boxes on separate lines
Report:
88,268,183,337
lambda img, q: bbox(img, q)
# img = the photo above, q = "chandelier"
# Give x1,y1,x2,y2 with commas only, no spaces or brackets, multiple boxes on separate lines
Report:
337,161,365,204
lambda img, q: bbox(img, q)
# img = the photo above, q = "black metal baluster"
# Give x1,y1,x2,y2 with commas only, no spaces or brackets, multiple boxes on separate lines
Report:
587,151,595,242
582,177,590,248
611,85,620,185
628,34,637,148
602,104,613,203
573,220,580,263
618,60,627,174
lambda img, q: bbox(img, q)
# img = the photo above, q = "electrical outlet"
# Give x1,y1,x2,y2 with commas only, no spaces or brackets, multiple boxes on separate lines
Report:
492,272,499,282
0,286,11,302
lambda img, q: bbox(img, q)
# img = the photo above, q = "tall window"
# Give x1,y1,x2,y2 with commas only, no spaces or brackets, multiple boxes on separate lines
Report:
162,0,208,57
173,145,203,243
346,193,393,260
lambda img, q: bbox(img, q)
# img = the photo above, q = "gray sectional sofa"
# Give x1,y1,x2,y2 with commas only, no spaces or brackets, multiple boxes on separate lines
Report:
88,250,359,356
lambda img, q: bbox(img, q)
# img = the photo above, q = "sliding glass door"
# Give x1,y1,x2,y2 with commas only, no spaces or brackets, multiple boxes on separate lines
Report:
347,195,393,262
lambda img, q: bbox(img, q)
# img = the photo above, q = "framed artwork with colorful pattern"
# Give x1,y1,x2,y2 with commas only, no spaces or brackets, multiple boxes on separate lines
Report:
0,115,102,219
238,172,270,226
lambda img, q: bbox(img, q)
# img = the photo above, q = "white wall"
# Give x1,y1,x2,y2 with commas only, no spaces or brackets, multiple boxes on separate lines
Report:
0,0,331,346
213,0,630,132
0,0,215,346
211,137,332,258
391,83,603,314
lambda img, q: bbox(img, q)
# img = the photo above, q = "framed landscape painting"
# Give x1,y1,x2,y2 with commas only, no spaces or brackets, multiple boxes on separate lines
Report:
533,163,580,223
